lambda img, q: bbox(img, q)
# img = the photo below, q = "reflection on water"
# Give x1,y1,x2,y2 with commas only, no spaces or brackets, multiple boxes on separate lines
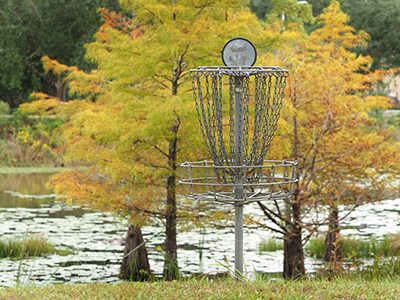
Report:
0,173,54,208
0,172,88,217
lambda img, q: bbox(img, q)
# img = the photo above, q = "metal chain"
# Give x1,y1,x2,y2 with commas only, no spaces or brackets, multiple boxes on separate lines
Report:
206,74,222,166
213,72,229,182
210,73,217,153
215,73,229,165
237,76,243,169
229,75,235,164
243,75,250,164
192,75,212,157
204,74,215,155
190,68,288,184
261,74,275,161
249,74,262,175
193,74,220,166
257,74,269,166
259,74,286,161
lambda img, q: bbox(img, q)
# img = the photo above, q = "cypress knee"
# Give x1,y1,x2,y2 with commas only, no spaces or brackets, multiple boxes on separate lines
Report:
120,225,151,281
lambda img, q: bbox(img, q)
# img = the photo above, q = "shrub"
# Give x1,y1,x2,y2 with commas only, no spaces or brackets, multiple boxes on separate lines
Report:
0,112,64,167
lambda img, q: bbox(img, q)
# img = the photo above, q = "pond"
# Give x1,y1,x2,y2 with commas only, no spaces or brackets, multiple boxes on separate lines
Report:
0,171,400,287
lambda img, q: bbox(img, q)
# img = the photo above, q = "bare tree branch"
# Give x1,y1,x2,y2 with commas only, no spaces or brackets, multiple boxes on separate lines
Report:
191,1,213,25
154,145,169,158
146,8,164,24
257,201,291,232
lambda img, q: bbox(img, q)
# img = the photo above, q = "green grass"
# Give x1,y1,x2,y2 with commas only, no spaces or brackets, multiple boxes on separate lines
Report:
258,238,284,253
0,236,71,258
1,252,400,298
305,234,400,259
1,277,400,299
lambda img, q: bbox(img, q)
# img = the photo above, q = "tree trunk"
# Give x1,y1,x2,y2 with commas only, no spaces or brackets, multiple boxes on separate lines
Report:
282,94,305,279
120,225,151,281
283,200,305,279
324,208,341,262
55,74,68,102
163,134,179,280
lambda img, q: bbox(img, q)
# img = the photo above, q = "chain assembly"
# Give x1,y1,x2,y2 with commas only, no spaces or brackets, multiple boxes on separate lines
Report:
189,66,289,184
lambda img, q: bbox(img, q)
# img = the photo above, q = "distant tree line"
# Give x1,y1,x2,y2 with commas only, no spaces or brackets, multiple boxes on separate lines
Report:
0,0,121,108
1,0,399,109
250,0,400,71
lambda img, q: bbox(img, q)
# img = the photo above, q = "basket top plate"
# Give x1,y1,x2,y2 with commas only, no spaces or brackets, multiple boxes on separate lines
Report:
221,37,257,67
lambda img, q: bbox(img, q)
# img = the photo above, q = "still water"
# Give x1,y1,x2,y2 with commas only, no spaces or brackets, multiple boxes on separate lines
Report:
0,172,400,287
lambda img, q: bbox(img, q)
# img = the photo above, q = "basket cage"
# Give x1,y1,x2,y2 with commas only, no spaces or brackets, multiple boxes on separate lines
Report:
179,160,298,204
179,66,297,204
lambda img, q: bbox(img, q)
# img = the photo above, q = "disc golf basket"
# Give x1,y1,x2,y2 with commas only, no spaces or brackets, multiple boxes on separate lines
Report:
178,38,298,278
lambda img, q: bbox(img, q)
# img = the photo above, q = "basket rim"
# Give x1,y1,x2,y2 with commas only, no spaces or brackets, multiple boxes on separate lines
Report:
178,159,298,205
189,66,289,77
178,159,298,168
179,190,295,204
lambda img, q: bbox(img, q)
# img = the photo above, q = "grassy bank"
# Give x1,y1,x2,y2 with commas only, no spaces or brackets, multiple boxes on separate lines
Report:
305,233,400,259
0,167,68,174
0,236,71,258
1,277,400,299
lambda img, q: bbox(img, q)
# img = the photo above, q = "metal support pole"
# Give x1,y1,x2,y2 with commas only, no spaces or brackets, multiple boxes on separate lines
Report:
234,203,243,279
234,77,244,280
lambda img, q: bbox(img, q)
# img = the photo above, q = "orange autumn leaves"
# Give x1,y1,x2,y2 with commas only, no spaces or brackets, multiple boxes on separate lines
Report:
99,8,143,42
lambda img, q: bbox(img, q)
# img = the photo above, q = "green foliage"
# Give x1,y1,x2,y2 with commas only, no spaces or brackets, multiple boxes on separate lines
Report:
305,237,327,259
0,101,10,114
306,0,351,16
0,236,70,258
258,238,284,253
248,0,272,21
249,0,314,29
348,0,400,70
306,235,400,259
